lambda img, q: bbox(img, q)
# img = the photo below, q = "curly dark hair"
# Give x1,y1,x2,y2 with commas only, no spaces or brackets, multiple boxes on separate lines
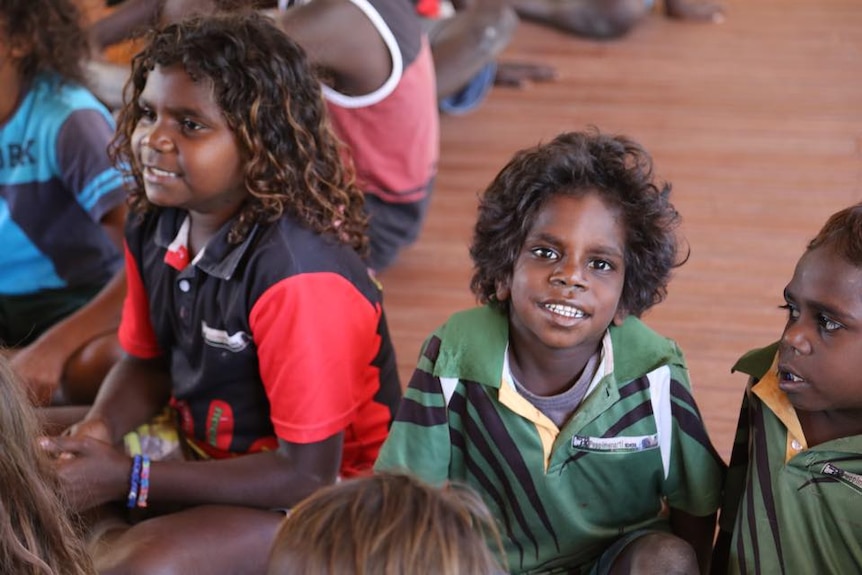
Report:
110,10,368,253
807,203,862,266
470,130,685,318
1,0,88,85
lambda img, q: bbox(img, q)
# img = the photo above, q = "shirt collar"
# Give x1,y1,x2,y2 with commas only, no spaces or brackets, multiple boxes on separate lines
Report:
154,208,257,280
751,354,809,462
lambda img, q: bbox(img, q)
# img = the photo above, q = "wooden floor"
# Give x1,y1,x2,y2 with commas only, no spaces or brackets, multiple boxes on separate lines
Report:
378,0,862,462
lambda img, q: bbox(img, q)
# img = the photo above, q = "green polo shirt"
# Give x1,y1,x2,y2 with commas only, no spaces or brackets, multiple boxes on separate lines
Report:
713,343,862,574
376,306,723,574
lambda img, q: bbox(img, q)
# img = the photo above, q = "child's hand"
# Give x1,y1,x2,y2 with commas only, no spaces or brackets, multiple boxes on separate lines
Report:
10,343,67,406
64,416,114,445
665,0,725,23
40,435,131,512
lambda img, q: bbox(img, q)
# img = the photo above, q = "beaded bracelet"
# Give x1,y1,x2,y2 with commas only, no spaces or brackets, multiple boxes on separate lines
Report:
137,456,151,508
126,455,143,509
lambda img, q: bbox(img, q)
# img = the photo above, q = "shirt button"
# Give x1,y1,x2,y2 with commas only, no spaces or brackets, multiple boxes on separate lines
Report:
178,279,191,293
791,439,802,451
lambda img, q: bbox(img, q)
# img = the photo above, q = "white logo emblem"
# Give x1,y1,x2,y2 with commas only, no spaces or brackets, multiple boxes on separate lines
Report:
201,321,251,352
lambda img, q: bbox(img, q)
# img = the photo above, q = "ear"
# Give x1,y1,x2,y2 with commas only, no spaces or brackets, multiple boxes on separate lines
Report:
9,37,32,60
494,277,511,303
612,306,629,326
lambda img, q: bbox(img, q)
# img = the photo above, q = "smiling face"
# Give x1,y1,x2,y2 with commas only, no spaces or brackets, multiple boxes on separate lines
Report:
131,64,246,223
777,244,862,414
497,192,627,367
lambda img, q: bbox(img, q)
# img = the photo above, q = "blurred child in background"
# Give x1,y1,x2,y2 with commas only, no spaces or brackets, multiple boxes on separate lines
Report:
0,0,127,406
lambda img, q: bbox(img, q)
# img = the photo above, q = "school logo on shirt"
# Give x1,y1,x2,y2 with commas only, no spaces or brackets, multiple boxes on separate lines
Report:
571,434,659,453
201,321,251,352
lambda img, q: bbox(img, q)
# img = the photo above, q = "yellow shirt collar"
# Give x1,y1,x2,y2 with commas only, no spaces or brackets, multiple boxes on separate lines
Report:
751,355,808,462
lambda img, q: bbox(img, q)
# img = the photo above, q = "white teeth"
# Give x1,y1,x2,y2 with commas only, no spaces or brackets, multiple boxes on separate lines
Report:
148,166,177,178
544,303,585,318
781,370,804,382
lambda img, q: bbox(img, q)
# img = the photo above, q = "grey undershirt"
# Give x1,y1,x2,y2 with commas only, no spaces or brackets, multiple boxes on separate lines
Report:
511,351,600,428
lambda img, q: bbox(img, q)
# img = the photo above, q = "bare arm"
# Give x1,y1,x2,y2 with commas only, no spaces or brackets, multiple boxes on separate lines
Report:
47,430,343,511
143,433,343,508
85,59,132,110
670,507,716,574
88,0,161,51
11,205,128,403
270,0,391,95
75,354,174,445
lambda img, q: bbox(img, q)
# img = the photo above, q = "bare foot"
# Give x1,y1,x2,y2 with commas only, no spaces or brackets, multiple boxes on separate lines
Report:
494,61,557,89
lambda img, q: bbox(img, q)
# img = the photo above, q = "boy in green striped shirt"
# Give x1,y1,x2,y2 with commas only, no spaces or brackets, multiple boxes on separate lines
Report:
376,130,724,574
713,203,862,574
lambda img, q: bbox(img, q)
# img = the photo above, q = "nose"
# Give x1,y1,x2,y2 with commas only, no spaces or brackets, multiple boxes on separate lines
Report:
139,119,174,154
781,319,812,356
550,258,585,290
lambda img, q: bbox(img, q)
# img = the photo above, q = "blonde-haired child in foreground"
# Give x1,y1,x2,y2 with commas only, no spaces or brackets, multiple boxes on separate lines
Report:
0,355,94,575
267,472,506,575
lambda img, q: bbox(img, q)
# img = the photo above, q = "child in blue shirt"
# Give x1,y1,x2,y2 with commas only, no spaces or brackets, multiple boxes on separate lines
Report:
0,0,127,406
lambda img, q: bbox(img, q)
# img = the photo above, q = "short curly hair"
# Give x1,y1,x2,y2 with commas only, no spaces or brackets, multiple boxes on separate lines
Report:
470,130,684,318
110,11,368,254
1,0,88,86
807,203,862,267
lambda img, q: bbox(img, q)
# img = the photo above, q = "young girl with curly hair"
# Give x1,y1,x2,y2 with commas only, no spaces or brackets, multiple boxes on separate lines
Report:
0,0,127,406
42,11,401,573
88,0,439,272
377,130,725,574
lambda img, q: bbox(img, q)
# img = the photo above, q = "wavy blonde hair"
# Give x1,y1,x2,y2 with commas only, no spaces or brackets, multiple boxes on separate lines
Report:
268,472,506,575
0,356,94,575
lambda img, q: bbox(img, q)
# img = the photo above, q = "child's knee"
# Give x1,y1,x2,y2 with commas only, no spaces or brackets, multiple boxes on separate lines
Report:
96,540,187,575
611,532,698,575
574,0,651,38
60,333,123,404
99,554,187,575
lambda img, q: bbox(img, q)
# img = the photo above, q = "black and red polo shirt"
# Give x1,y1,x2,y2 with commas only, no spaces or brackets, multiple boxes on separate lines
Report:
119,207,401,477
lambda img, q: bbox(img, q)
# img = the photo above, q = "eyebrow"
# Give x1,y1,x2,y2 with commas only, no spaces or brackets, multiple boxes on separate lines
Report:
784,288,857,322
137,96,209,121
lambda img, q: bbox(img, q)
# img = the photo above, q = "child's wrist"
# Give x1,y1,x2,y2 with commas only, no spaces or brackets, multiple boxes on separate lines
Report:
126,455,142,508
125,455,152,509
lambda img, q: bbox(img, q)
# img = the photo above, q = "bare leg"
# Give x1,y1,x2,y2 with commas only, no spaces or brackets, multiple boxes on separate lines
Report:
609,532,699,575
430,0,518,99
38,405,92,435
56,332,124,405
92,505,284,575
511,0,650,39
